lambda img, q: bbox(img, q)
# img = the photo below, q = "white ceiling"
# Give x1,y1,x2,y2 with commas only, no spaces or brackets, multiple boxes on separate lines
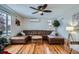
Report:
6,4,79,19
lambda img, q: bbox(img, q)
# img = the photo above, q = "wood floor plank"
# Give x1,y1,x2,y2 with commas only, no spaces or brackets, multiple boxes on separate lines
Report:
34,44,38,54
21,44,32,54
60,45,70,53
28,43,35,54
44,44,53,54
4,45,16,53
36,44,44,54
13,45,23,54
52,45,61,54
48,45,57,54
56,45,69,54
55,45,63,54
4,42,79,54
4,45,23,54
18,45,26,54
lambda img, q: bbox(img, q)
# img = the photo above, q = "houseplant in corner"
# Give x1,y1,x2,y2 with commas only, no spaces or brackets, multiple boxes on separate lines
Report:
52,20,60,36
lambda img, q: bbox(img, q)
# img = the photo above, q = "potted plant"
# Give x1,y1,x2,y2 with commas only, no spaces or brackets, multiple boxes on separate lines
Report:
0,37,8,53
52,20,60,36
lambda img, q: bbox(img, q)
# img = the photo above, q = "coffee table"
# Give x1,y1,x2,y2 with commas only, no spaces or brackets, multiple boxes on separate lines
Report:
31,35,42,43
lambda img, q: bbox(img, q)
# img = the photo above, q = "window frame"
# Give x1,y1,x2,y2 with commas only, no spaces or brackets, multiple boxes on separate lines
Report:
0,10,11,36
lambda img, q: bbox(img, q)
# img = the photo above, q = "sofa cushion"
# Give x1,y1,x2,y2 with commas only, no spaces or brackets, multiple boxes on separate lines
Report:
10,36,28,44
11,36,27,40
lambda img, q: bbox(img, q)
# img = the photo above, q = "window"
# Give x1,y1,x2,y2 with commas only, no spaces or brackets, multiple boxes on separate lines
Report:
7,15,11,35
0,11,11,36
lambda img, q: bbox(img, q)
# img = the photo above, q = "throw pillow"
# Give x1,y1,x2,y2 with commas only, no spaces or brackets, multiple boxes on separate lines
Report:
16,33,22,36
21,31,25,36
50,31,55,36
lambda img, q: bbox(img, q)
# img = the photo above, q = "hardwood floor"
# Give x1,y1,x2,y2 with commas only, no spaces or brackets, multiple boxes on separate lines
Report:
4,42,79,54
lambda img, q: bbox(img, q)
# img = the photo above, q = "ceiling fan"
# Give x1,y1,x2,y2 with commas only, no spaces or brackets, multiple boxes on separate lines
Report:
30,4,52,15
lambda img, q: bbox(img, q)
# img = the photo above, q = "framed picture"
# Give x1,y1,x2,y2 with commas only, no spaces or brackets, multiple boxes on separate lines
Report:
15,19,20,26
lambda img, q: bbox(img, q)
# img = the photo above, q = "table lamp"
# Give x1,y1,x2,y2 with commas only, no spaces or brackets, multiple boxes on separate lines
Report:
66,26,74,41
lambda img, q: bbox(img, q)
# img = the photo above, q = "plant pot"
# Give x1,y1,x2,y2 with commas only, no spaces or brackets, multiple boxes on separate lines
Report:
0,31,2,35
55,33,59,36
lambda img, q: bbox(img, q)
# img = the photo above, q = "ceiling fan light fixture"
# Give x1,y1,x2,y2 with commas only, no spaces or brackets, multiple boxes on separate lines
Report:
38,11,43,14
38,11,44,15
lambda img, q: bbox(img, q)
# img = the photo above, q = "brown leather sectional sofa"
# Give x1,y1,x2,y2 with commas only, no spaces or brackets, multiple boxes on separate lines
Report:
23,30,52,35
10,30,52,44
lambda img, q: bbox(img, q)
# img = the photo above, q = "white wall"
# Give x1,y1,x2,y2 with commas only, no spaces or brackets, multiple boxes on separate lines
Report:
22,19,54,30
11,15,24,36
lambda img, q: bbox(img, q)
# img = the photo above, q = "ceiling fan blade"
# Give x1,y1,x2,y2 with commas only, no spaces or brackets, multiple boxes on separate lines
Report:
32,11,38,14
38,6,42,9
42,4,48,9
43,10,52,12
30,6,38,10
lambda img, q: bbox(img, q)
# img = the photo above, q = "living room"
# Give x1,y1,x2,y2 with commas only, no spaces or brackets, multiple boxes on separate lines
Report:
0,4,79,54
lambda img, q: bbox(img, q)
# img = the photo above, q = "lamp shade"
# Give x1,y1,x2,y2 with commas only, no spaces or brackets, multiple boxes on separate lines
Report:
66,26,74,32
69,21,78,26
